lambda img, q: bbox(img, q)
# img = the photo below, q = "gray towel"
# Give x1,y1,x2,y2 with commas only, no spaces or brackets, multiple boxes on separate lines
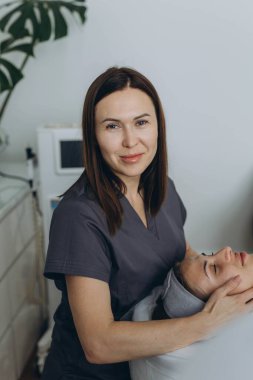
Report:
162,269,205,318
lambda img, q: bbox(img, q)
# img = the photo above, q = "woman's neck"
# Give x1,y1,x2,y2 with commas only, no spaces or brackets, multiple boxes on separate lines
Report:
120,175,142,203
121,176,147,227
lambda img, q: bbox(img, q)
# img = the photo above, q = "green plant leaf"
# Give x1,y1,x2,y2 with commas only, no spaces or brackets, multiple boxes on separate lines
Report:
49,3,68,39
56,1,87,23
28,7,41,42
7,3,33,38
1,37,15,52
37,2,51,42
0,58,23,89
0,69,11,93
0,3,24,31
3,43,34,56
0,1,87,41
0,0,87,123
1,36,34,56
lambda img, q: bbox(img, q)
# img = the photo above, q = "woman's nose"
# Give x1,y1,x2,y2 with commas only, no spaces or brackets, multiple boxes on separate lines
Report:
122,127,138,148
217,246,232,262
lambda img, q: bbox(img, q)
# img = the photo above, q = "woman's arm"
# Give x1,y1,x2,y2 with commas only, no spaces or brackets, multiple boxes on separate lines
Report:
66,275,253,364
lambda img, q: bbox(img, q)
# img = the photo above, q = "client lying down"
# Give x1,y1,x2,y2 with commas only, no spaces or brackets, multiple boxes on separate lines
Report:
130,247,253,380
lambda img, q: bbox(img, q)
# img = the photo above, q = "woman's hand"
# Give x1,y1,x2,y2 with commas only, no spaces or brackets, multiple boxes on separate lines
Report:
66,273,253,363
202,275,253,328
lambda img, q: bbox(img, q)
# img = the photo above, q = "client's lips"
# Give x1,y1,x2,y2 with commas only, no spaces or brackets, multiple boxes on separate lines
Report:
240,252,248,266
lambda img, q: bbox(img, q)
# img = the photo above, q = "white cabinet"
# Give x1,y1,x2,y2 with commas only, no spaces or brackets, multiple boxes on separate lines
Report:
0,328,16,380
0,183,46,379
12,303,42,377
0,276,11,339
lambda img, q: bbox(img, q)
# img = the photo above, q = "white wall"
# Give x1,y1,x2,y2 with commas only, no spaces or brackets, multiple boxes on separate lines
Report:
1,0,253,251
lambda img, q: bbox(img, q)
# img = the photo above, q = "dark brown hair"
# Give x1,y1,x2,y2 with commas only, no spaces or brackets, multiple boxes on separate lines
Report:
79,67,168,234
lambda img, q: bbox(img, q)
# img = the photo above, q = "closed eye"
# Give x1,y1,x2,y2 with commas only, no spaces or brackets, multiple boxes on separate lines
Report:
202,252,217,276
211,252,217,275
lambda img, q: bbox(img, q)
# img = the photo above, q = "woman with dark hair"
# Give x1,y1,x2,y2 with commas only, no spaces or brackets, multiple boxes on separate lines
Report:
42,67,253,380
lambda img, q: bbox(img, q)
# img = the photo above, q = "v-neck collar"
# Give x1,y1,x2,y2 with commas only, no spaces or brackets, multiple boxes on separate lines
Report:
121,195,159,239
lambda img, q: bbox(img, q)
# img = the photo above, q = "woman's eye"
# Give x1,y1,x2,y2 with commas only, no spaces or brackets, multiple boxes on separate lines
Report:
106,123,119,130
136,119,148,126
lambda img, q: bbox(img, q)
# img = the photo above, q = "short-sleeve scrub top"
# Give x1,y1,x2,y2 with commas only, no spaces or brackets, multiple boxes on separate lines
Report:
42,172,187,380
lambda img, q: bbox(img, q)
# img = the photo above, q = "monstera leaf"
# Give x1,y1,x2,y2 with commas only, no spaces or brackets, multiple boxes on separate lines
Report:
0,36,35,91
0,0,86,94
0,0,86,41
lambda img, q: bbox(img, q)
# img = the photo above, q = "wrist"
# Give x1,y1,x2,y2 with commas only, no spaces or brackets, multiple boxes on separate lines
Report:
189,311,214,342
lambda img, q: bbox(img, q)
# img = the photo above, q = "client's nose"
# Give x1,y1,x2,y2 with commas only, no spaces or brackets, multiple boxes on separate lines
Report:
219,246,232,262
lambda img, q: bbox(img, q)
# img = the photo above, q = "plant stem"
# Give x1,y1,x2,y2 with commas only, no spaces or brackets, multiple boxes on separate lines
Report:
0,50,31,125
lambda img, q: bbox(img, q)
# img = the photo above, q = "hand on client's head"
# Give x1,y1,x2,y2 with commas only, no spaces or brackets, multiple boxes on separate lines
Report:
179,247,253,301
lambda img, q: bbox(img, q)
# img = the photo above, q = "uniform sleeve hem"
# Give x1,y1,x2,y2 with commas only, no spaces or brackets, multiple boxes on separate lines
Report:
44,261,110,283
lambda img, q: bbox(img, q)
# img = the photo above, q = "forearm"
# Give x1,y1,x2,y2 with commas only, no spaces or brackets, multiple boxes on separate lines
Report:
68,268,253,365
84,312,212,364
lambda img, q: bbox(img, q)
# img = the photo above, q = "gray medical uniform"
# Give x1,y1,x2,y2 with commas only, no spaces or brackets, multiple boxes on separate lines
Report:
42,172,187,380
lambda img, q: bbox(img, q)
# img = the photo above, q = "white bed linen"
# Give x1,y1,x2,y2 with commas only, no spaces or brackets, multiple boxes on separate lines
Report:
130,287,253,380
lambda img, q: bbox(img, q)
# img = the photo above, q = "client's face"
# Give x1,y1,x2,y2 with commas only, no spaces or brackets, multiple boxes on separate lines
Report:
180,247,253,300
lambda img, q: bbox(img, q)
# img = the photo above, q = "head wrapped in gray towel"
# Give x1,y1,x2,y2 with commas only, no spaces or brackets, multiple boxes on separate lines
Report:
161,268,205,318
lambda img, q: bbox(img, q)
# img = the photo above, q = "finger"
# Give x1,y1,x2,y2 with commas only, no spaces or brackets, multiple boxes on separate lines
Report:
238,287,253,304
213,275,241,298
244,298,253,314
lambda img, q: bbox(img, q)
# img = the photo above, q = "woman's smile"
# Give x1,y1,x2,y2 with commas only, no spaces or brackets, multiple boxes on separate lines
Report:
120,153,144,163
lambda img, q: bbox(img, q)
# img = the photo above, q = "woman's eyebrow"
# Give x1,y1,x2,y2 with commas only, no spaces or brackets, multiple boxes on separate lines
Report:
133,113,151,120
101,113,151,124
101,117,120,123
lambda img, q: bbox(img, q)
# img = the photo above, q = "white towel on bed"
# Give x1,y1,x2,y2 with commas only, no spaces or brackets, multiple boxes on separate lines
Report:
130,287,253,380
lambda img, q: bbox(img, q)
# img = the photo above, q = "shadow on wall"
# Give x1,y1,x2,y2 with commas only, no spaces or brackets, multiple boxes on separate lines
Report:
218,171,253,252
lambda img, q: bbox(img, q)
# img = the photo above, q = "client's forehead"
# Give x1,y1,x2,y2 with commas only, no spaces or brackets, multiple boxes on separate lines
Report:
183,254,202,269
181,255,200,281
181,255,211,299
